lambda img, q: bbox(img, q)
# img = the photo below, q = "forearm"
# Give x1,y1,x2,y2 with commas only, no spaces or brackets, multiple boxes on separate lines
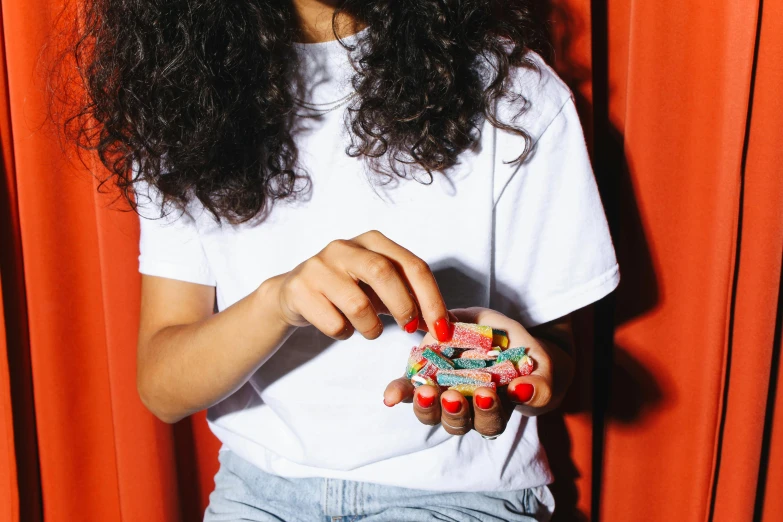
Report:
138,276,292,423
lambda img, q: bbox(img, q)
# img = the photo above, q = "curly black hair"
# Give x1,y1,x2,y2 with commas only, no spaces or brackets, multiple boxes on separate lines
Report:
53,0,543,223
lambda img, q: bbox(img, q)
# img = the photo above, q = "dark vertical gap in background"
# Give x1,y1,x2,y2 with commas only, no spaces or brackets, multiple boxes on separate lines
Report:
588,0,616,520
173,418,203,522
0,10,43,521
753,256,783,521
707,0,762,519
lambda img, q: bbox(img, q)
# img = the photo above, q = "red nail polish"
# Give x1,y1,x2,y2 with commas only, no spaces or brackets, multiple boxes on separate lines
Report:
475,395,494,410
416,394,435,408
512,383,534,403
404,317,419,334
442,397,462,414
434,318,453,342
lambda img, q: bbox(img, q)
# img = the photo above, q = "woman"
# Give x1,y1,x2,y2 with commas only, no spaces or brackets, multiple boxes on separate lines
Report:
64,0,619,520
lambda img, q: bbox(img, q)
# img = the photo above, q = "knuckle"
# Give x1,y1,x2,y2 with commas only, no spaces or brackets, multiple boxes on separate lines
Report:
345,295,374,318
323,320,348,339
407,258,432,278
324,239,351,255
361,321,384,340
399,305,418,322
364,229,385,240
364,256,395,282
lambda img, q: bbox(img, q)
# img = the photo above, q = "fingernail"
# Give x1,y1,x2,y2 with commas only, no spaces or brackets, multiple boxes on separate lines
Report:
475,395,494,410
383,397,392,407
416,394,435,408
404,317,419,334
512,383,534,403
434,318,453,342
442,397,462,414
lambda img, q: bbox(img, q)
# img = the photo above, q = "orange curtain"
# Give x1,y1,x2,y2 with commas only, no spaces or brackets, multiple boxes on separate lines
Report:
0,0,781,521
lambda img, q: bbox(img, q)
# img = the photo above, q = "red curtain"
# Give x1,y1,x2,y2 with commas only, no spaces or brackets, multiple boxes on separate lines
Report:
1,0,781,520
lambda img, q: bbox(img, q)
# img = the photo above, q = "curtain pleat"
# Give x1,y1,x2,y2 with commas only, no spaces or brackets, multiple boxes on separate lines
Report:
0,0,781,520
601,0,766,520
711,0,783,518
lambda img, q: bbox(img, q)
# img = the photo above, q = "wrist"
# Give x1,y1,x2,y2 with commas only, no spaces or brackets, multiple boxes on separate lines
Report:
255,274,296,331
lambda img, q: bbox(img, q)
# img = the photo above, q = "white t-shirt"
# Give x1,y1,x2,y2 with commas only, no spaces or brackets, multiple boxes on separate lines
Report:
135,29,619,493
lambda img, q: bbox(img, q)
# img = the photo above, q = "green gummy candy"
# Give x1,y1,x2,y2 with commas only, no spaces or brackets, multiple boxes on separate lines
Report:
438,346,457,358
422,348,454,370
453,358,487,369
496,347,528,364
437,373,484,387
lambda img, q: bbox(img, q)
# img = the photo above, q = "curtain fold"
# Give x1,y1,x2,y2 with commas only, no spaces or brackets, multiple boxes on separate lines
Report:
0,0,781,520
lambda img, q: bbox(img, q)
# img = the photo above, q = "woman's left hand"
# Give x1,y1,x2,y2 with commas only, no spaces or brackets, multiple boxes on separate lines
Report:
382,307,575,438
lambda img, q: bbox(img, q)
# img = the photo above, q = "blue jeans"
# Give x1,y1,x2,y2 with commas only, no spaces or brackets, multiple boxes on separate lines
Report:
204,449,554,522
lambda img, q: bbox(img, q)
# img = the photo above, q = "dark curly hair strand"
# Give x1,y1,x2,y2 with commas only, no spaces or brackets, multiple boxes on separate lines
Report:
53,0,542,223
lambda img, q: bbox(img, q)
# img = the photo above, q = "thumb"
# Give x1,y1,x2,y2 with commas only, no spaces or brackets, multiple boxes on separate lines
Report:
507,374,553,411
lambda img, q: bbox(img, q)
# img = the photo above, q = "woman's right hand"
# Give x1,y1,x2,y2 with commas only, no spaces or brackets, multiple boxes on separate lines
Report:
266,230,454,343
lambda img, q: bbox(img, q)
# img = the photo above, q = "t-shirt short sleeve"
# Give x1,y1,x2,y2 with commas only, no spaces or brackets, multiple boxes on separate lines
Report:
134,178,216,286
492,68,620,326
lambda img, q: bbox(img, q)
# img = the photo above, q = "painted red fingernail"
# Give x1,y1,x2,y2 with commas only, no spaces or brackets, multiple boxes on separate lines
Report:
416,394,435,408
475,395,494,410
512,383,534,403
404,317,419,334
434,318,453,342
442,397,462,414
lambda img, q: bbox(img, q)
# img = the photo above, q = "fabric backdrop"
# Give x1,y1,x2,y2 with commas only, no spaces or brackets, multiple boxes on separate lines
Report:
1,0,781,520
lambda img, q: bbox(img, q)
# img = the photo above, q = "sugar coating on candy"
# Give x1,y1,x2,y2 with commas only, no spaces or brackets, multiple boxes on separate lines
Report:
402,325,536,398
443,369,493,383
417,362,439,380
438,346,457,358
496,346,528,364
460,349,497,360
405,346,427,378
422,348,454,370
517,354,534,376
437,369,492,387
453,358,487,370
484,360,519,386
492,329,510,349
448,382,496,396
444,322,493,350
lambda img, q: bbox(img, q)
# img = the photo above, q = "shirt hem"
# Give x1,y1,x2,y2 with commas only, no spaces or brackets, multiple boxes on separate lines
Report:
138,258,217,286
519,263,620,327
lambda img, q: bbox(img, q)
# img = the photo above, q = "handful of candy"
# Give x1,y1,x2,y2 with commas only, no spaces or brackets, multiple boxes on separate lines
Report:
404,323,534,397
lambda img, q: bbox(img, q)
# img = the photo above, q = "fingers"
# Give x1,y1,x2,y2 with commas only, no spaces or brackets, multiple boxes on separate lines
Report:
508,374,553,411
412,385,441,425
337,242,422,331
473,388,506,437
293,289,354,340
450,307,557,414
352,231,452,342
439,389,471,435
383,377,415,406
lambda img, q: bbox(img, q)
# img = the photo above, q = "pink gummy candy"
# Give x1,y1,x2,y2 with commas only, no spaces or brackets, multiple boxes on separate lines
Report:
405,346,427,378
444,323,493,351
484,361,519,386
459,349,497,360
417,362,439,380
444,369,493,383
517,354,534,376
